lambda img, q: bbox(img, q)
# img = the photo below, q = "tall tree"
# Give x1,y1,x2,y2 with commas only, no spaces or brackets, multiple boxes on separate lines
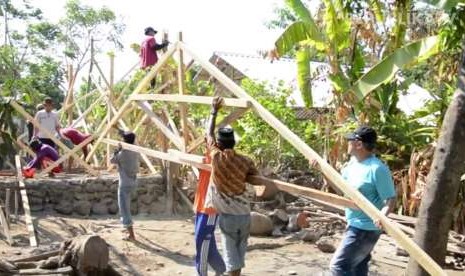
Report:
407,2,465,274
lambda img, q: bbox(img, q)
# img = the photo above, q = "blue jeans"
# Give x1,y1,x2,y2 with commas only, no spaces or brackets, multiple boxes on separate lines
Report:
218,214,251,272
330,226,381,276
194,213,226,276
118,185,136,228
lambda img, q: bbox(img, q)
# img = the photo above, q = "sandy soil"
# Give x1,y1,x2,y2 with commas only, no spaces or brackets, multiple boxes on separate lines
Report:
0,211,416,276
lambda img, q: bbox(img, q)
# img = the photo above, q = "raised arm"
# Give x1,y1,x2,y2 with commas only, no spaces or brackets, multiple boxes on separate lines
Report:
206,97,223,146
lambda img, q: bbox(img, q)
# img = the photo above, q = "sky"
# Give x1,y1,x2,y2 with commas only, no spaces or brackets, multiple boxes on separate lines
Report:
31,0,284,80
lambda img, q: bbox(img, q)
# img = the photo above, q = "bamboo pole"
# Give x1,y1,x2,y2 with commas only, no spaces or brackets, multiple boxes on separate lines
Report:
136,102,184,149
177,32,189,151
10,101,98,176
85,44,178,162
66,65,75,170
74,103,100,167
107,54,115,168
70,92,106,128
130,94,250,107
178,42,446,276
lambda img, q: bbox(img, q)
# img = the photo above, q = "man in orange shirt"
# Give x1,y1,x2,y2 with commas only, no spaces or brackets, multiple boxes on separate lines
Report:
193,146,226,276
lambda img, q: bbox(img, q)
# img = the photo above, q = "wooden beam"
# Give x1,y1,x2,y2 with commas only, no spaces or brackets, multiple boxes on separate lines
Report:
187,108,249,153
74,103,100,167
105,102,157,174
175,186,193,210
162,107,181,138
101,138,210,171
10,101,98,176
14,155,38,247
15,139,35,157
70,92,106,129
10,250,60,263
178,42,446,276
165,149,358,210
0,206,13,245
85,44,177,162
39,135,95,177
60,89,99,114
166,162,179,215
178,32,189,151
130,94,250,108
136,102,184,150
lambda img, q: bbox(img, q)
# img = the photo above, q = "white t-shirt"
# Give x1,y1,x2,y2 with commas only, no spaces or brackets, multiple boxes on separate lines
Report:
34,110,59,138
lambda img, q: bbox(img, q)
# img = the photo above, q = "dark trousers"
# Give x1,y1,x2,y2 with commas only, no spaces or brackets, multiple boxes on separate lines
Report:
39,138,56,149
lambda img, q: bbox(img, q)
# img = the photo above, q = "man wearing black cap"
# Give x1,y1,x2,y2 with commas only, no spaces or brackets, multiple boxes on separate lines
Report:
329,126,396,276
140,26,169,70
205,97,259,276
110,130,140,241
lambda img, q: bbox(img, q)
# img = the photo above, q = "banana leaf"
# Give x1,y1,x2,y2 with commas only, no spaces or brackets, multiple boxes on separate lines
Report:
419,0,463,12
296,49,312,107
346,36,439,102
274,21,325,56
285,0,319,29
370,0,385,23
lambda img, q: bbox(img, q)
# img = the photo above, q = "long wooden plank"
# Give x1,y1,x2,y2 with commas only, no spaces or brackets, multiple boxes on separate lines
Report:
14,155,38,247
11,250,60,263
85,44,178,162
19,266,73,275
162,107,181,137
70,92,106,128
74,102,100,167
10,101,98,176
130,94,250,108
102,138,210,171
178,42,446,275
178,32,189,151
136,102,184,149
187,108,249,153
0,206,13,245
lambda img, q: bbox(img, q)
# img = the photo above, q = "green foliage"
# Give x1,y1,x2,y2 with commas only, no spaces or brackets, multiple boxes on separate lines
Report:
346,36,439,103
234,79,321,170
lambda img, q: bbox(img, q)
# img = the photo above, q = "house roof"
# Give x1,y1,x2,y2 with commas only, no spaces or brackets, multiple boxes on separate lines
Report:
211,51,433,116
211,51,333,108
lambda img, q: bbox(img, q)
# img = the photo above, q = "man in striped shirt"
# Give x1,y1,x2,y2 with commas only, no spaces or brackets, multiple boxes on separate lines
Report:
206,97,259,276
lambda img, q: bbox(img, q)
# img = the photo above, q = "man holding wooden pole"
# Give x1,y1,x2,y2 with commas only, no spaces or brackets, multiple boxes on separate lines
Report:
205,97,259,276
140,26,169,88
329,126,396,276
110,131,140,241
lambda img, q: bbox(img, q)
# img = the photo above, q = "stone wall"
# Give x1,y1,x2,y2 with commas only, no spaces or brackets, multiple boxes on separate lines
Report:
0,174,173,216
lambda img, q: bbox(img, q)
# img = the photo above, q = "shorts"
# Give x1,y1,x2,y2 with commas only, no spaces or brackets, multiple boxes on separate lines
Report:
218,214,251,272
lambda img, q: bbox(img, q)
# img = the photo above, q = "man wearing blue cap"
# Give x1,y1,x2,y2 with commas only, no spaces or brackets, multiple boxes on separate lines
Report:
329,126,396,276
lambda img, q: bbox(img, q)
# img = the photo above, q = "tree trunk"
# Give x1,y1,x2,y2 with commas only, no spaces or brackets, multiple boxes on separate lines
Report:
407,47,465,275
59,235,109,275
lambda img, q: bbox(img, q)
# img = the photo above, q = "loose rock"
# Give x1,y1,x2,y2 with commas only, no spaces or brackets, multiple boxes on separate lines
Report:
316,237,336,253
250,211,273,236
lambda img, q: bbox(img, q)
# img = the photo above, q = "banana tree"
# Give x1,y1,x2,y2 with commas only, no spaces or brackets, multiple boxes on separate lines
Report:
271,0,442,110
271,0,350,107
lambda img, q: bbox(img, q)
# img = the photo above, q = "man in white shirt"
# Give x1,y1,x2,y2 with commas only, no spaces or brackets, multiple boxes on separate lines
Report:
33,97,61,149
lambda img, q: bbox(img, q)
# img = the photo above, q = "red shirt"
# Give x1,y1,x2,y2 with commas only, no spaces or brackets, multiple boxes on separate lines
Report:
140,36,158,69
61,128,90,145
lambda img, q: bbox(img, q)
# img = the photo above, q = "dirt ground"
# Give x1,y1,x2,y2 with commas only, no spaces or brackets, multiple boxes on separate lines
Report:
0,211,419,276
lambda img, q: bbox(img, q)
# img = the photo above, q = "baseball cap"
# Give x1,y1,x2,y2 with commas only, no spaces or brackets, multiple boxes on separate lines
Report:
345,126,377,144
217,128,235,142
